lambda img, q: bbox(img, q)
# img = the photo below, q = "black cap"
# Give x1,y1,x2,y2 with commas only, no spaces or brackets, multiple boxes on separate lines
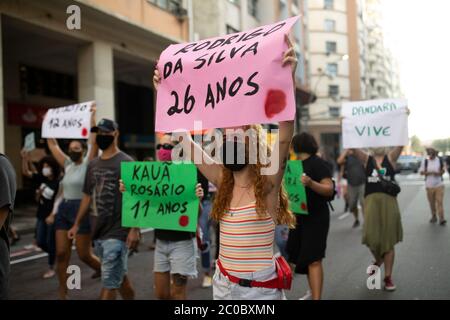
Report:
92,118,118,133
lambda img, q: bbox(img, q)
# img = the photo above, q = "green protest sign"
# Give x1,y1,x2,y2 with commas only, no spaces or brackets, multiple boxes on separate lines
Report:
121,161,199,232
284,160,308,215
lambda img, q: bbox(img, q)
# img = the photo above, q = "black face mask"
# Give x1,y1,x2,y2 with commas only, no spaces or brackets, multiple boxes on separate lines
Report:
96,134,114,150
220,140,248,172
68,151,83,162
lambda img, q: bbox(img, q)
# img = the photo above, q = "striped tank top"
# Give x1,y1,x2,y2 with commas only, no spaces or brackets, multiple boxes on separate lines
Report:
219,202,275,273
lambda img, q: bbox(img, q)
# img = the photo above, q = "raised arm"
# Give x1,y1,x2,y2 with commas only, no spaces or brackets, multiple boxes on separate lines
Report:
179,133,223,187
337,149,348,166
47,139,67,168
388,146,404,164
267,120,294,189
266,34,297,189
351,148,369,168
20,150,35,178
87,103,99,161
153,67,223,186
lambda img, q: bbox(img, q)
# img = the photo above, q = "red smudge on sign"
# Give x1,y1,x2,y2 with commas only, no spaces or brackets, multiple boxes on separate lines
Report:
179,215,189,227
264,89,286,118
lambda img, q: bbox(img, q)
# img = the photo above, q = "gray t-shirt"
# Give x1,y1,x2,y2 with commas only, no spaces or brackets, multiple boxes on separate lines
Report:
83,151,132,241
0,154,16,300
0,154,16,248
345,155,366,186
62,157,88,200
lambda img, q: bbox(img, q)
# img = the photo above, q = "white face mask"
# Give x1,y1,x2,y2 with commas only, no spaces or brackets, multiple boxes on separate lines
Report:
42,167,52,177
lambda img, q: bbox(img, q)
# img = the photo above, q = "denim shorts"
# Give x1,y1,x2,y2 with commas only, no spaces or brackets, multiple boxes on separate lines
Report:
94,239,128,289
55,199,91,234
153,238,198,278
212,262,286,300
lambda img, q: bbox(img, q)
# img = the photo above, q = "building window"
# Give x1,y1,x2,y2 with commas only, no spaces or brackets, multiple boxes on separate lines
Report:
328,85,339,97
326,63,338,77
148,0,182,12
329,106,340,118
326,41,337,54
226,25,240,34
248,0,258,18
370,78,375,87
279,0,288,19
20,65,76,100
228,0,240,6
324,0,334,9
324,19,336,31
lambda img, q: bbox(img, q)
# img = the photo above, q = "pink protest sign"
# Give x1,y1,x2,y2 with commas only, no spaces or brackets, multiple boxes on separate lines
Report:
155,16,300,132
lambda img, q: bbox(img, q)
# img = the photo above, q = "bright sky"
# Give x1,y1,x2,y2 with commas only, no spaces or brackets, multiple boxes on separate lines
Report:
381,0,450,142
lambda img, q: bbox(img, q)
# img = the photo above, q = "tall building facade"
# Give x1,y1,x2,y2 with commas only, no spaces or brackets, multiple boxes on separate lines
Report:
303,0,402,166
0,0,189,192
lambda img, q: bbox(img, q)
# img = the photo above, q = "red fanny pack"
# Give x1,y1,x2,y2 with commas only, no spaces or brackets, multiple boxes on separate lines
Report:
217,256,292,290
274,255,292,290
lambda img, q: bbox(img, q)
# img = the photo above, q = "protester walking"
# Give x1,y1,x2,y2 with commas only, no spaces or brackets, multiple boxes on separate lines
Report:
68,119,140,300
420,148,446,225
286,133,335,300
197,169,214,288
121,133,200,300
152,34,298,300
352,144,405,291
0,153,17,300
337,149,366,227
46,104,101,299
21,152,60,279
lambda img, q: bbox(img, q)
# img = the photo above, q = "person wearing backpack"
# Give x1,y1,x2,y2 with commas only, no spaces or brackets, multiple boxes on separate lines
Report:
420,148,446,225
286,133,335,300
337,149,366,228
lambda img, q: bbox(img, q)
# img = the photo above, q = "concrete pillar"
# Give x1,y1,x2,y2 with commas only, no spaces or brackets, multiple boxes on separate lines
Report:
78,41,115,121
0,15,4,154
240,0,248,31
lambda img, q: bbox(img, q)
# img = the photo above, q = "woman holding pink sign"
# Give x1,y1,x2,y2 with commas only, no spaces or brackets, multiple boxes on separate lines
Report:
152,34,297,300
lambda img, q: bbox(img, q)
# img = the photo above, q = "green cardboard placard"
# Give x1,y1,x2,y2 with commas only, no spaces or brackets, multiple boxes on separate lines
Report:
121,161,199,232
284,160,308,215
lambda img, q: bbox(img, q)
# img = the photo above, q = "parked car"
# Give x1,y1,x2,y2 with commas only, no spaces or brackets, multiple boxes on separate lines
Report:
396,155,421,173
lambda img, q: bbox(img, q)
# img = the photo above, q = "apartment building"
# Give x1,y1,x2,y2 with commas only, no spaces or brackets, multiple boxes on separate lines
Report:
0,0,189,191
304,0,402,166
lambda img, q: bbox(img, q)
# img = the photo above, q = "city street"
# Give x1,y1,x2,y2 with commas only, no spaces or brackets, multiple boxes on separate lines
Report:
9,172,450,300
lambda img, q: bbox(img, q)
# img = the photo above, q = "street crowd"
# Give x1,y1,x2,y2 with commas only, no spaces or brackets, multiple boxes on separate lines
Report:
0,36,447,301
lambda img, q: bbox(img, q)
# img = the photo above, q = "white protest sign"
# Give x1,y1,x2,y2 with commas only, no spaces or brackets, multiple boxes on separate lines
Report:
342,99,409,149
42,101,94,139
23,132,35,151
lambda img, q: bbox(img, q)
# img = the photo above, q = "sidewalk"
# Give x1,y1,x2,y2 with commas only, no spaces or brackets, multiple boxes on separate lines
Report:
11,204,37,235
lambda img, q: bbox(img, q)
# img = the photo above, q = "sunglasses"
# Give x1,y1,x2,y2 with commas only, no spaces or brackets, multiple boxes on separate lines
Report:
156,143,174,150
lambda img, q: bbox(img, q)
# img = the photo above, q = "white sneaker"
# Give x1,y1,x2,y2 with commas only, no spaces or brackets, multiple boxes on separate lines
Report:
43,269,56,279
202,275,212,288
299,290,312,300
338,212,350,220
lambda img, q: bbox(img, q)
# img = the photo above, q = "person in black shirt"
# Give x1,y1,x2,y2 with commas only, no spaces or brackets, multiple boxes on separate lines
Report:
351,145,404,292
21,152,60,279
119,133,203,300
0,153,17,300
286,133,335,300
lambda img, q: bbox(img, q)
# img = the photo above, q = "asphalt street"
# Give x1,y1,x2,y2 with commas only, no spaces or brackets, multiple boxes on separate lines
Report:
8,172,450,300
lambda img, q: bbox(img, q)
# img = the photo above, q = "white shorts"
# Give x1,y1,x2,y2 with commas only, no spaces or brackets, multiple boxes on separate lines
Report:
212,262,286,300
153,238,198,278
